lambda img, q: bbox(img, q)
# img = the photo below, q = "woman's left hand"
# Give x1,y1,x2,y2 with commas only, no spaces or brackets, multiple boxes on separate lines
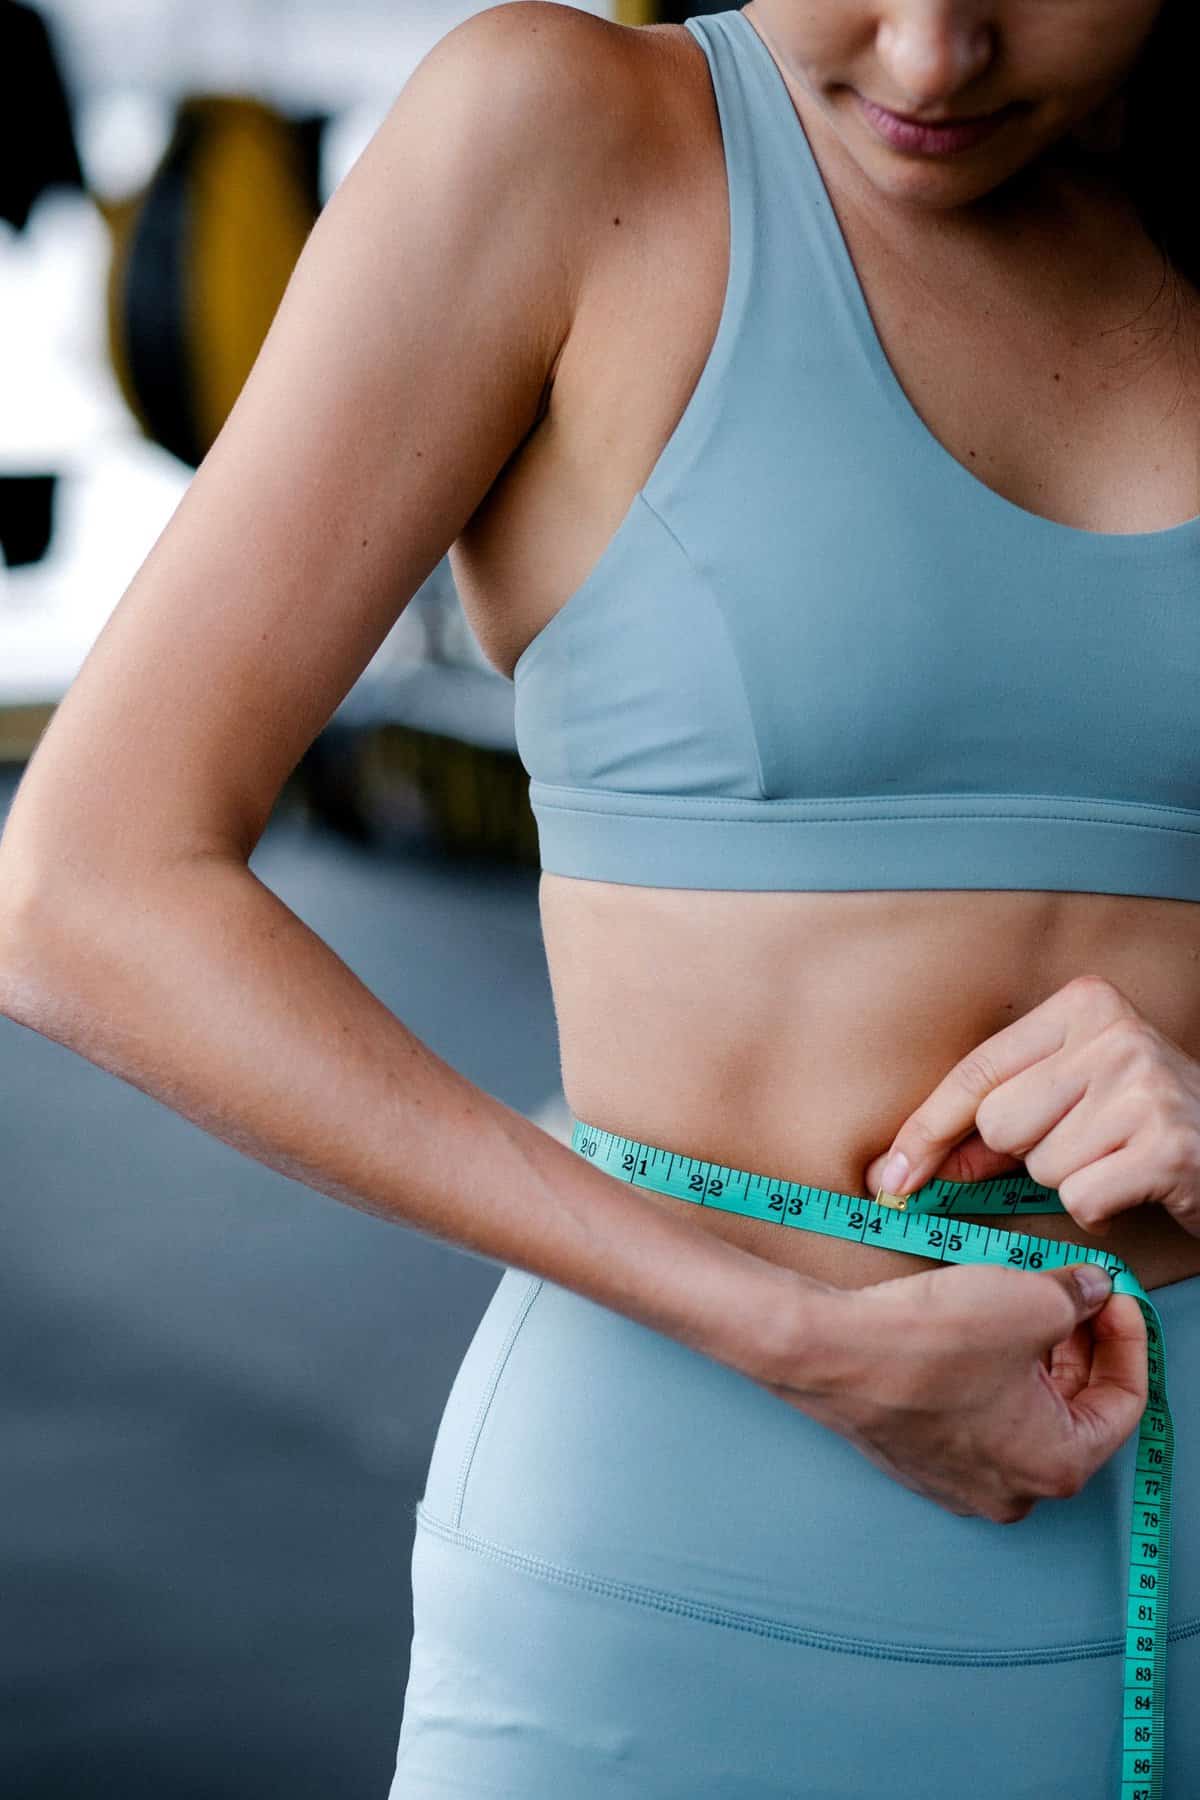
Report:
862,974,1200,1241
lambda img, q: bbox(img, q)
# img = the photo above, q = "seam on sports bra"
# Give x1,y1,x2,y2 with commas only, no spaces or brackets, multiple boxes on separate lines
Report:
638,490,767,801
527,787,1200,832
513,21,753,692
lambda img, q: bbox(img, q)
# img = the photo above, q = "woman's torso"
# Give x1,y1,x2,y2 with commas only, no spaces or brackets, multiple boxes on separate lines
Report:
449,5,1200,1296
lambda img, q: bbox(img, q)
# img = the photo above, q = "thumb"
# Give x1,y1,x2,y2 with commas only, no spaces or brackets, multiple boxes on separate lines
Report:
1052,1267,1150,1457
1042,1260,1115,1330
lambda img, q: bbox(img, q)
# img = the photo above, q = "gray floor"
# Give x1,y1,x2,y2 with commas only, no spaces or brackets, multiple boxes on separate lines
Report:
0,769,564,1797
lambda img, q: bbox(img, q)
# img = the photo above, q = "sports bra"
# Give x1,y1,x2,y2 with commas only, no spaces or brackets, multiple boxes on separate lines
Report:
510,6,1200,899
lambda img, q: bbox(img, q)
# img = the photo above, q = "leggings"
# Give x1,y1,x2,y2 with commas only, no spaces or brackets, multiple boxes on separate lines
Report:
387,1263,1200,1798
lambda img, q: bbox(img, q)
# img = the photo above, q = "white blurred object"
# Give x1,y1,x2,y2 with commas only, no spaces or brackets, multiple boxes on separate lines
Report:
0,11,529,741
528,1088,573,1145
416,558,493,674
343,556,517,753
0,437,190,703
0,189,130,471
38,0,615,115
40,0,468,113
74,86,174,203
320,98,392,203
361,558,492,684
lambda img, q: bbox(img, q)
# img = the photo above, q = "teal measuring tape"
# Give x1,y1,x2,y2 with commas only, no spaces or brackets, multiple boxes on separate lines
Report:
570,1117,1175,1800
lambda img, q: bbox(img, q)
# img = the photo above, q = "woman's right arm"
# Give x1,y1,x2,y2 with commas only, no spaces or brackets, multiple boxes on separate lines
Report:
0,3,846,1398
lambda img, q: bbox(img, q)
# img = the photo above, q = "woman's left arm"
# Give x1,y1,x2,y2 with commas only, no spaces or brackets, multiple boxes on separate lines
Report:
863,973,1200,1239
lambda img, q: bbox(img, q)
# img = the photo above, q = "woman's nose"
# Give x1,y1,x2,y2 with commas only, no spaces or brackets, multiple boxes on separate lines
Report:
873,3,996,113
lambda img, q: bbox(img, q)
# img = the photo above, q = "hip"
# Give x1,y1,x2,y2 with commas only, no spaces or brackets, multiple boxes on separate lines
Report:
396,1259,1200,1793
417,1264,1200,1652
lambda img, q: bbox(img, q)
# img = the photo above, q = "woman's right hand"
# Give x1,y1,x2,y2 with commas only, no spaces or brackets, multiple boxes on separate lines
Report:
756,1260,1149,1523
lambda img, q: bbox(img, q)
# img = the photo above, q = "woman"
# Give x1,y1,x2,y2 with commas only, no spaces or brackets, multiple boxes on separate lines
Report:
1,0,1198,1793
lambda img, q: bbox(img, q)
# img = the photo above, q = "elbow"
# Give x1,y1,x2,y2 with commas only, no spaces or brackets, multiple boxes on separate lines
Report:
0,856,83,1025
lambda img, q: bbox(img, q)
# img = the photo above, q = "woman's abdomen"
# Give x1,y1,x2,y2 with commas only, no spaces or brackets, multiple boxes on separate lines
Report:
540,876,1200,1295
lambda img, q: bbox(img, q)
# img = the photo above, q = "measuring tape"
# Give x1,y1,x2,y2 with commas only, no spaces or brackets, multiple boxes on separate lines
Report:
570,1117,1175,1800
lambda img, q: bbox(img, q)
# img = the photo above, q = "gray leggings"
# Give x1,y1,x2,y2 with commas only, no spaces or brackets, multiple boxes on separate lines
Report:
388,1265,1200,1797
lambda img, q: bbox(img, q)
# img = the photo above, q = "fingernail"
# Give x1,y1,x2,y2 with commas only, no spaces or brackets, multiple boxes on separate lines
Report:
1076,1266,1113,1304
879,1151,910,1194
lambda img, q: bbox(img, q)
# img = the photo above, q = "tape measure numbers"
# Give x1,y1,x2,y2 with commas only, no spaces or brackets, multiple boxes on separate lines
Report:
570,1118,1175,1800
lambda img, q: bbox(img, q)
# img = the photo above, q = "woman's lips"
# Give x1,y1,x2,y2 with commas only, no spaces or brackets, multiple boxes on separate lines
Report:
856,93,1016,155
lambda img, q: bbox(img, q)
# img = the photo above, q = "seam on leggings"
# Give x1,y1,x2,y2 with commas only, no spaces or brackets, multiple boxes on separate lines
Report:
451,1275,544,1531
414,1502,1200,1668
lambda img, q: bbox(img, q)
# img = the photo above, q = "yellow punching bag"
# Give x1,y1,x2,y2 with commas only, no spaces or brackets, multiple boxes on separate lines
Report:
105,95,321,468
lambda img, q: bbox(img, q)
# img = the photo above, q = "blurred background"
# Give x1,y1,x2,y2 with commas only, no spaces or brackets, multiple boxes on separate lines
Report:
0,0,720,1791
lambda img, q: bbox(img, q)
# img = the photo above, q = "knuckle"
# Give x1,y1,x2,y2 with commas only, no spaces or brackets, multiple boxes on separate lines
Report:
974,1088,1009,1138
956,1050,1002,1095
900,1113,937,1155
1041,1464,1085,1502
1143,1091,1175,1131
1066,1194,1103,1232
1022,1144,1059,1188
1098,1015,1151,1067
1162,1122,1197,1180
1068,973,1130,1016
991,1498,1035,1525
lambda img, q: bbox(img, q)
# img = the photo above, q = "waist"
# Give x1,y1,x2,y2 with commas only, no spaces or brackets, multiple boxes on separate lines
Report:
540,877,1200,1294
560,1106,1200,1296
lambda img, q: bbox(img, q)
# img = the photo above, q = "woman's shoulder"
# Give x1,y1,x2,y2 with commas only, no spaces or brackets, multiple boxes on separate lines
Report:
412,4,708,307
428,5,693,125
425,5,705,176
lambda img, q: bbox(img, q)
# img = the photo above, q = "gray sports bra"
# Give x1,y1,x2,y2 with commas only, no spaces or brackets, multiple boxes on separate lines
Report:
510,7,1200,898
